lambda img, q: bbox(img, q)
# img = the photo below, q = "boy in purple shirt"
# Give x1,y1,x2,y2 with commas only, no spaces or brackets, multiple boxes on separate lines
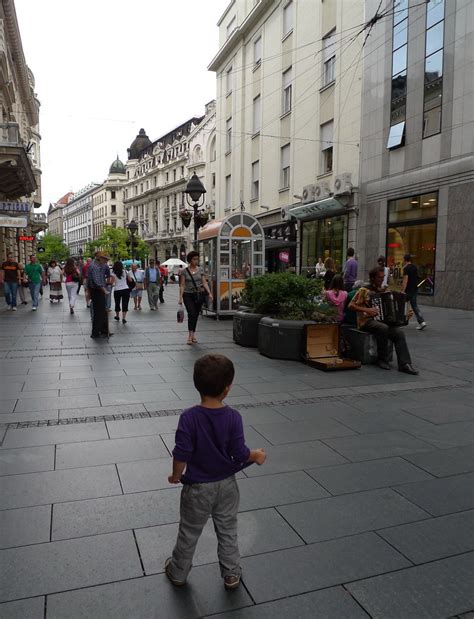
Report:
166,354,266,590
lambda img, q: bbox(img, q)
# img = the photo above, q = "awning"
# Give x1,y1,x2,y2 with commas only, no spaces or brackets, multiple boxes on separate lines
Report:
288,197,351,221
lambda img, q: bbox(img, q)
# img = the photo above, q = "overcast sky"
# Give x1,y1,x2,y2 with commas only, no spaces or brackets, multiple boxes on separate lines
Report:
15,0,228,212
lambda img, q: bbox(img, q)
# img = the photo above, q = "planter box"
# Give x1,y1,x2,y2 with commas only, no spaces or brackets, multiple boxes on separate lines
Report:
258,317,315,361
233,312,265,347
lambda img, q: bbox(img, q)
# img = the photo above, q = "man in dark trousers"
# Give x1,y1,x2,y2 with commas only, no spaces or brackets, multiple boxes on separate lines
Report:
88,251,111,338
401,254,427,330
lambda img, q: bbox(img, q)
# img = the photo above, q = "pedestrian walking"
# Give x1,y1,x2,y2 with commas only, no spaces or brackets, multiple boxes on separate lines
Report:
63,258,81,314
82,258,92,308
111,261,132,324
402,253,427,330
162,265,169,286
179,251,213,345
1,252,20,311
157,260,166,303
144,259,161,311
24,255,44,311
165,354,266,589
88,251,111,339
343,247,358,292
323,257,336,290
130,263,145,310
47,260,63,302
17,263,28,305
324,274,348,322
377,255,391,290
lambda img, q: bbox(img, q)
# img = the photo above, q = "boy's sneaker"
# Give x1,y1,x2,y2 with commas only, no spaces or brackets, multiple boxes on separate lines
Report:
12,307,16,311
416,322,427,330
224,574,241,590
164,558,186,587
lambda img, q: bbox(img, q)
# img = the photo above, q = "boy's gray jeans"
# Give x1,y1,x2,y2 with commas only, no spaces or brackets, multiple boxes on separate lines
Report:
169,475,241,581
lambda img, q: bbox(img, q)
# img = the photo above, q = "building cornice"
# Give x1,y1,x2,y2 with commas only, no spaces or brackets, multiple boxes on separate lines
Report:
208,0,274,72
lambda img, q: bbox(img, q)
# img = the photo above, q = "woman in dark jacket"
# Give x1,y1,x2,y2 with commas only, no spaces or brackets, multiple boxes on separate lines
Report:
323,257,336,290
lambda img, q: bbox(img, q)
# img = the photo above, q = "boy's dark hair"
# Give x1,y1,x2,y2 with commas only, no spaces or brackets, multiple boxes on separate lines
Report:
193,354,235,397
347,247,355,257
403,253,412,262
369,266,385,281
187,250,199,263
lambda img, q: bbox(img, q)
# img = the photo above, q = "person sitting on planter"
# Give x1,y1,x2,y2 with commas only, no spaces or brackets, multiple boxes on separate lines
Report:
324,274,347,323
348,267,418,375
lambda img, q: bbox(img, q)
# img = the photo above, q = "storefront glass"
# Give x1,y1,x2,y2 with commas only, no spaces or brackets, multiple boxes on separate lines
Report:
301,215,347,273
387,192,437,295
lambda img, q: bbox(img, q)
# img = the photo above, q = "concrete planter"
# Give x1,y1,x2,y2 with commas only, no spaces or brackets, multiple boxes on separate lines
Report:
258,316,316,361
233,311,265,347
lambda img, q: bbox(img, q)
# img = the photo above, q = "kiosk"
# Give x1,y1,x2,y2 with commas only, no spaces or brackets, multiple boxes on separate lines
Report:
198,212,265,316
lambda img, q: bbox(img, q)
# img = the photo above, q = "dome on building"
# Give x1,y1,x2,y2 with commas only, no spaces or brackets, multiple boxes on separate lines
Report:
109,156,126,175
127,128,152,160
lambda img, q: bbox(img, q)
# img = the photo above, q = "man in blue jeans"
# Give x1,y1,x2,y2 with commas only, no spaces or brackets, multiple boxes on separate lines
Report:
24,255,44,311
1,252,20,311
401,254,427,331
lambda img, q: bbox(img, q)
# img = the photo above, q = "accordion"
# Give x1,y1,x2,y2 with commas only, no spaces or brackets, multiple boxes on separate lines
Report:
369,291,408,327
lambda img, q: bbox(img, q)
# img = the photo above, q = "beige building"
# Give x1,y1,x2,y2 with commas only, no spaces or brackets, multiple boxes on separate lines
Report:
0,0,46,262
47,192,73,238
91,157,127,239
123,101,216,262
209,0,364,272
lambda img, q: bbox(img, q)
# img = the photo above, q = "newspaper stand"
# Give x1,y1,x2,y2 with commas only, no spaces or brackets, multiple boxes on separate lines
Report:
198,212,265,317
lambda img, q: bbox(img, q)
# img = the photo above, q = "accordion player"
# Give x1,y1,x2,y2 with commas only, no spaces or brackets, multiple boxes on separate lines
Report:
369,291,408,327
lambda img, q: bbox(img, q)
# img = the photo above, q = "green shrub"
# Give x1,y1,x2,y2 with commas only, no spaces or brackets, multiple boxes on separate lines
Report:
240,272,329,319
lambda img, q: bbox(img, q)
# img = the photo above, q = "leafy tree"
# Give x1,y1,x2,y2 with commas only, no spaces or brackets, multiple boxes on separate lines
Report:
37,234,70,264
85,225,149,262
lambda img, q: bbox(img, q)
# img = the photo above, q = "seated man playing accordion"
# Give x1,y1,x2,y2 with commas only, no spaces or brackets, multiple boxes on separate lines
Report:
348,267,418,375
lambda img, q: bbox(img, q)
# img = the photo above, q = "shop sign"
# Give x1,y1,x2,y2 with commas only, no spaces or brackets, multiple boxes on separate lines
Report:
279,251,289,263
18,235,35,242
0,215,28,228
289,197,346,220
0,201,30,213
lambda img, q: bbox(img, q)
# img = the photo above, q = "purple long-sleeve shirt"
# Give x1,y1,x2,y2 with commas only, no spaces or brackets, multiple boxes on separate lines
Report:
343,257,358,284
172,405,251,484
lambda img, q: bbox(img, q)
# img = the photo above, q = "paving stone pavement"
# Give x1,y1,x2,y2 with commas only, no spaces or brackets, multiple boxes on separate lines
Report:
0,284,473,618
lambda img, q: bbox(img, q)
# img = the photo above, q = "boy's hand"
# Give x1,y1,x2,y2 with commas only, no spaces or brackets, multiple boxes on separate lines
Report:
254,448,266,465
168,475,181,484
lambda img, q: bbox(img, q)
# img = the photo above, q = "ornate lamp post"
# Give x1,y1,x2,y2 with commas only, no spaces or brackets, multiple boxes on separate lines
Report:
126,220,139,261
182,172,208,249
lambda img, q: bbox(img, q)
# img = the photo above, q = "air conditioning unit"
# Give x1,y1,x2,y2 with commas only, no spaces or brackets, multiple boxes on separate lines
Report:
314,181,331,200
334,173,353,196
302,184,316,204
281,205,295,221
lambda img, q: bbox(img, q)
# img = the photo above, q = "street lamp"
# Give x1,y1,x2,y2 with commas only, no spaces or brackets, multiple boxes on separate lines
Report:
182,172,208,248
126,220,139,261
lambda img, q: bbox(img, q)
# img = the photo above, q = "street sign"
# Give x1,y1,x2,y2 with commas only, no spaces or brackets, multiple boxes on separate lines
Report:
0,215,28,228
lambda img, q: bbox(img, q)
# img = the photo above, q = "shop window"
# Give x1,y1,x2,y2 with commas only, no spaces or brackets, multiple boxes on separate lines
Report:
301,215,348,273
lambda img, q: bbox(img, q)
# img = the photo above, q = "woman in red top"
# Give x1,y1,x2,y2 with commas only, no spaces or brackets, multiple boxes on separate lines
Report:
324,274,348,322
63,258,81,314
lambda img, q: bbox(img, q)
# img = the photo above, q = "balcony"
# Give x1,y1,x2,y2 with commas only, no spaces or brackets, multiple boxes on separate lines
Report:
0,123,36,199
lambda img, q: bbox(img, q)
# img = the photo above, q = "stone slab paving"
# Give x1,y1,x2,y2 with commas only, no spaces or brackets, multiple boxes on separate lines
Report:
0,286,473,617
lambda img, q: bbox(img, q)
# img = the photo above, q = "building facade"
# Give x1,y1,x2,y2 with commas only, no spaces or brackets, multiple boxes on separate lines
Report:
91,157,127,239
359,0,474,309
63,183,99,257
47,192,73,238
0,0,46,262
209,0,364,273
123,102,216,262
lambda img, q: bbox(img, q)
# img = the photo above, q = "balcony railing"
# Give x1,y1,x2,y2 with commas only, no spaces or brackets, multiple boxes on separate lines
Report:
0,122,21,147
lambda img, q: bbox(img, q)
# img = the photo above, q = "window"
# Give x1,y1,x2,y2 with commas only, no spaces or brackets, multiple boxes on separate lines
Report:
226,118,232,152
282,67,292,114
423,0,444,138
226,65,233,94
387,192,438,295
252,95,261,134
173,169,176,181
251,160,260,200
181,166,184,176
280,144,290,189
165,172,169,182
111,220,117,228
212,173,216,188
388,0,408,144
283,1,293,37
320,121,333,173
110,190,116,199
254,36,262,66
225,175,232,210
111,205,116,214
322,29,336,86
226,16,236,39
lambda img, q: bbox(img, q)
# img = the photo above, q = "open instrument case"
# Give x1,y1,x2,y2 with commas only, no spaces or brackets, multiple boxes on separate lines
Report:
303,324,361,371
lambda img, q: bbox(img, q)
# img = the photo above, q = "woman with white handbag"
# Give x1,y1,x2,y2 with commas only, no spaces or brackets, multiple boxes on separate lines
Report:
129,263,145,311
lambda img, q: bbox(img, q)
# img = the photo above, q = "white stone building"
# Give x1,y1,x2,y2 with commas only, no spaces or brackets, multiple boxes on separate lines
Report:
208,0,364,273
63,183,100,257
91,157,127,239
47,192,73,239
123,101,216,262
